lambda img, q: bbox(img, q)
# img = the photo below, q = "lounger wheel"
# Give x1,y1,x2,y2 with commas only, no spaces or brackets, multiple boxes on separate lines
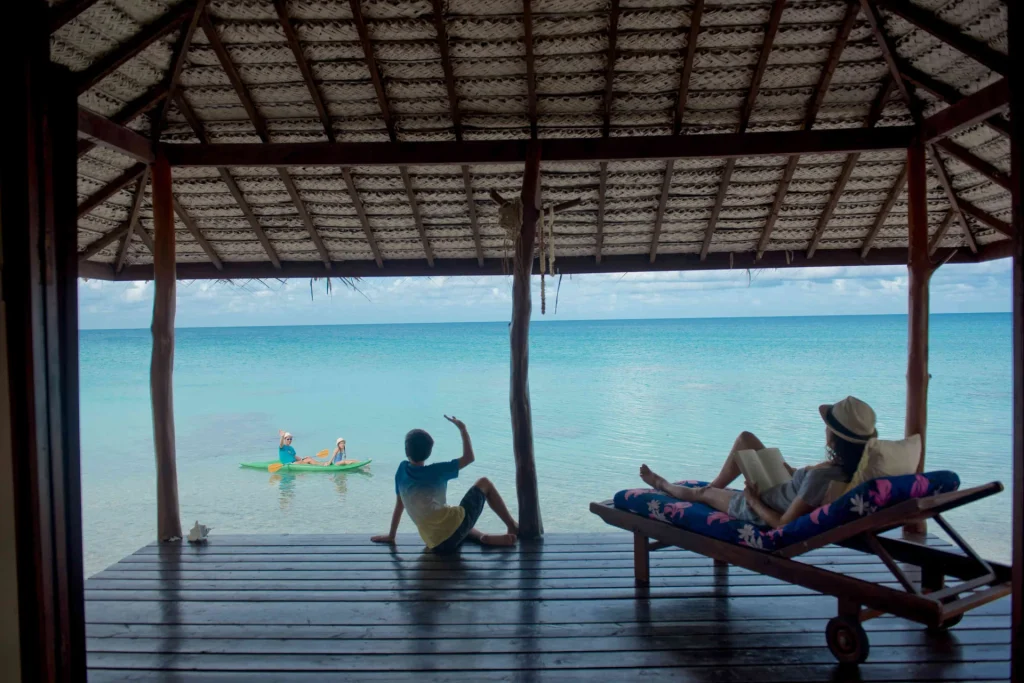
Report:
826,616,870,664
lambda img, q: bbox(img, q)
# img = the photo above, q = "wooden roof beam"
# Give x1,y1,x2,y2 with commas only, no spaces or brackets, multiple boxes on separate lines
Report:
701,0,786,260
173,196,223,270
927,211,955,256
78,84,169,158
174,91,281,268
757,0,859,259
523,0,538,139
596,0,624,262
400,168,434,267
928,144,978,253
935,139,1011,191
430,0,463,141
77,107,154,162
49,0,102,33
164,126,917,169
958,199,1014,238
75,2,193,95
921,78,1009,144
860,163,908,257
876,0,1008,76
200,10,330,269
342,169,384,267
648,0,703,263
77,162,146,219
114,169,150,272
150,0,208,139
901,65,1010,138
462,166,484,266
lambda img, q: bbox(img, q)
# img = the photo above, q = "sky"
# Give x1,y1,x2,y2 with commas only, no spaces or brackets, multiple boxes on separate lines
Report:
77,258,1014,329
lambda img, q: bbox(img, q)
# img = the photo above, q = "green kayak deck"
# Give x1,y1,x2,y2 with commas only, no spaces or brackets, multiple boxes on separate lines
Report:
240,459,371,473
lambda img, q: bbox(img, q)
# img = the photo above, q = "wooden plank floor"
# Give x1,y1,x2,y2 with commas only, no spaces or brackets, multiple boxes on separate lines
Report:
85,533,1011,682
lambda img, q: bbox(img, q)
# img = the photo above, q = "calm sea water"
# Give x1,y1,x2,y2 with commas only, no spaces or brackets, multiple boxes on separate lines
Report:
79,314,1014,576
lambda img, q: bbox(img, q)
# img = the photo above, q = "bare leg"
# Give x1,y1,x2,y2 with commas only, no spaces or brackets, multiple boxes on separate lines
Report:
468,527,517,547
638,465,736,515
473,477,519,536
710,431,765,488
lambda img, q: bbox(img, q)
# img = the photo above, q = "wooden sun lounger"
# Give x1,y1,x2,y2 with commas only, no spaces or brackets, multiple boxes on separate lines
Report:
590,482,1012,664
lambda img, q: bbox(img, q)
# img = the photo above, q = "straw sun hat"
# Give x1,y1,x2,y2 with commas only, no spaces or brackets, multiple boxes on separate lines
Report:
818,396,877,444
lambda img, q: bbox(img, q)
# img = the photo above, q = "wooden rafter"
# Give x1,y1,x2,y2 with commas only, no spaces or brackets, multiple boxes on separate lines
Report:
958,199,1014,238
901,65,1010,138
400,168,434,267
77,107,154,162
876,0,1008,76
921,79,1009,144
430,0,463,140
173,196,223,270
77,162,146,219
342,169,384,267
860,163,908,257
700,0,786,260
164,127,915,167
757,0,859,259
49,0,102,33
78,84,168,157
648,0,704,263
596,0,623,262
935,139,1011,191
200,10,330,269
927,211,955,256
462,166,484,266
861,0,985,254
75,2,193,95
115,168,151,273
150,0,208,138
523,0,538,139
174,91,281,268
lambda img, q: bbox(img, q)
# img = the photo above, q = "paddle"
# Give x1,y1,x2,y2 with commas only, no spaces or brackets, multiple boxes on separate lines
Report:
268,449,330,473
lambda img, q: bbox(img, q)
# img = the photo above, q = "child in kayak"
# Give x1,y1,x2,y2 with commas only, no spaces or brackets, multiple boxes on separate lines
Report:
331,437,360,466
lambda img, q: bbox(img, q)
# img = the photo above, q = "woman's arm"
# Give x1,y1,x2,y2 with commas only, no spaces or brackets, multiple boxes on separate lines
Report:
371,496,405,543
743,484,814,529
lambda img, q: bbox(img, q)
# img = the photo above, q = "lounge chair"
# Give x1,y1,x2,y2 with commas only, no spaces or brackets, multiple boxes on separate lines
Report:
590,471,1011,663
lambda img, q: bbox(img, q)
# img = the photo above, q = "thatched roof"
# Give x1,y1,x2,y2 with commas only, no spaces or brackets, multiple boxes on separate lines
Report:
59,0,1011,276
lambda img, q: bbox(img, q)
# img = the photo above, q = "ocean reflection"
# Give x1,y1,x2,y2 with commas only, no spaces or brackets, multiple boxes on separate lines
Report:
268,468,374,509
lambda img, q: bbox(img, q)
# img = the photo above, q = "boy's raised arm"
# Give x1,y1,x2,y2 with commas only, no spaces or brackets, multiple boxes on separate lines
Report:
445,414,475,469
371,496,404,544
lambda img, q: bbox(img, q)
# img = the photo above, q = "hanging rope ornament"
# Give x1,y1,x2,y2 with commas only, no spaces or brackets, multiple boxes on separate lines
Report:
499,199,524,268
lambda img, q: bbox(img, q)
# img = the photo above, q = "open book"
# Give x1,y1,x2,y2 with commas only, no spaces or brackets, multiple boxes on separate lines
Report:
735,448,792,491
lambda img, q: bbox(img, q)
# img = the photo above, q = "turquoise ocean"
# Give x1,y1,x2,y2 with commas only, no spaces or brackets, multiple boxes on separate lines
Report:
80,314,1014,576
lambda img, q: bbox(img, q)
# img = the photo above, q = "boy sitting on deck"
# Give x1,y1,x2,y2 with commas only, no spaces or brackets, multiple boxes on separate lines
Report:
371,415,519,553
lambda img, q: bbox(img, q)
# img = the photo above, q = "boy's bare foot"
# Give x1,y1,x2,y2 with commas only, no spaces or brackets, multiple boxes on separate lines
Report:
479,533,517,547
507,521,520,537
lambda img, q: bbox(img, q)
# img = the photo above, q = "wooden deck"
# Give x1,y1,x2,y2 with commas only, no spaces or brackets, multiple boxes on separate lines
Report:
85,533,1011,681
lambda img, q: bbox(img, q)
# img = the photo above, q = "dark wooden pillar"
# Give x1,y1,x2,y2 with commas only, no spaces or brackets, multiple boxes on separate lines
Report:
905,140,930,535
1,2,86,678
151,155,182,541
511,141,543,539
1009,2,1023,679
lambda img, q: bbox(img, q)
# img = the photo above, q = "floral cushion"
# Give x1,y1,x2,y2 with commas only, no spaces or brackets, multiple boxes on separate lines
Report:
611,471,960,552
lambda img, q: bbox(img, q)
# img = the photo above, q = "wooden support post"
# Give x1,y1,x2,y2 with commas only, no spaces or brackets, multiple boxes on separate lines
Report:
1008,3,1022,680
633,532,650,584
512,142,543,540
904,140,930,537
150,155,181,542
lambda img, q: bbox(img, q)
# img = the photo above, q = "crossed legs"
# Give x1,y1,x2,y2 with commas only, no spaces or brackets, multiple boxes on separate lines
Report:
638,431,765,514
468,477,519,546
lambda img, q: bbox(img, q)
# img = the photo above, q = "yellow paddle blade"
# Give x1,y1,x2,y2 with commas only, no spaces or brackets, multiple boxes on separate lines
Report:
314,449,330,459
268,462,285,473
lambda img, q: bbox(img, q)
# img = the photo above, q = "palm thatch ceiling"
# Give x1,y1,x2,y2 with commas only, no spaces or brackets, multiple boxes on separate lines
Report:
58,0,1012,278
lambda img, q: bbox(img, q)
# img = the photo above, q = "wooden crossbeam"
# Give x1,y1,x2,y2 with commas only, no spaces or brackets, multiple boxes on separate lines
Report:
49,0,102,32
935,139,1011,191
927,211,955,256
201,10,330,269
757,0,859,259
430,0,463,140
115,168,151,273
806,154,860,257
172,196,222,270
701,0,786,259
462,166,484,266
901,65,1010,138
860,0,914,104
959,199,1014,238
174,92,281,268
523,0,538,139
648,0,703,262
596,0,624,261
400,168,434,267
77,107,154,162
108,246,988,282
877,0,1008,76
75,2,192,95
927,145,978,253
921,79,1010,144
150,0,208,138
77,162,146,219
78,84,169,158
163,127,915,168
860,163,908,257
342,169,384,267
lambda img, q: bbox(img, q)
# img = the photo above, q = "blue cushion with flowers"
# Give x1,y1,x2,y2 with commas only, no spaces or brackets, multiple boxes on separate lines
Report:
611,471,960,551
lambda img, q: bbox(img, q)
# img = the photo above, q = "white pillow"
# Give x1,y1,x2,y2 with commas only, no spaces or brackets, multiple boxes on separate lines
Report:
844,434,922,493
